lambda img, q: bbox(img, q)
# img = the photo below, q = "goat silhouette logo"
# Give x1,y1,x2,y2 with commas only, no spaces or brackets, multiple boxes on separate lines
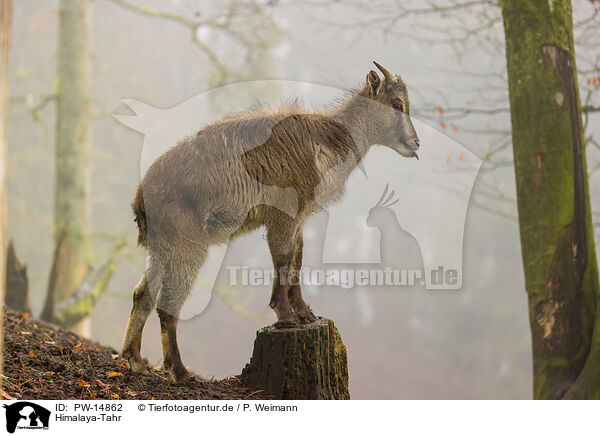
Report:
366,184,424,272
3,402,50,433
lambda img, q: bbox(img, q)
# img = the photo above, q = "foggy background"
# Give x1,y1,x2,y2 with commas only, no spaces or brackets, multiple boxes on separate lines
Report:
7,0,600,399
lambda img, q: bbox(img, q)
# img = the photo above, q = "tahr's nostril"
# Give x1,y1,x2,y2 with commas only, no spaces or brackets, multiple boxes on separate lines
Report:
415,140,420,149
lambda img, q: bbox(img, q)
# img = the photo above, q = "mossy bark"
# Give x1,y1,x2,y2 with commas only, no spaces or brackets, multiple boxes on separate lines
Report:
0,0,12,385
241,317,350,399
52,0,92,334
501,0,600,399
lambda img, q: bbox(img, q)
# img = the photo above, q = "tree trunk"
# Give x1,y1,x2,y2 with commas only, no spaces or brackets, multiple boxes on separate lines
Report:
52,240,123,329
0,0,11,386
501,0,600,399
5,240,29,313
241,317,350,399
52,0,92,334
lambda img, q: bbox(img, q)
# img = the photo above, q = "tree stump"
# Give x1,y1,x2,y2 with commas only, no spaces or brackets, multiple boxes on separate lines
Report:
5,240,29,313
241,317,350,399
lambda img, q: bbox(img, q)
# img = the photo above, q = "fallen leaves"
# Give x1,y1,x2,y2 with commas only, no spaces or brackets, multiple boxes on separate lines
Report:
3,308,262,400
0,389,16,400
19,378,33,386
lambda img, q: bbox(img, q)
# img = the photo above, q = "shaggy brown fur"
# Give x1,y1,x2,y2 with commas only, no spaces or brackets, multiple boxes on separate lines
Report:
123,62,420,383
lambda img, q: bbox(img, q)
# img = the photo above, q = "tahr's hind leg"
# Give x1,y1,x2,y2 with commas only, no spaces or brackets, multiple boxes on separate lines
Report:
287,233,315,322
155,249,205,383
157,308,190,383
122,270,157,375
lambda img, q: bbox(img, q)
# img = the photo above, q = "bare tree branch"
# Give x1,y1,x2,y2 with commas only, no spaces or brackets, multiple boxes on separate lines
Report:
106,0,281,84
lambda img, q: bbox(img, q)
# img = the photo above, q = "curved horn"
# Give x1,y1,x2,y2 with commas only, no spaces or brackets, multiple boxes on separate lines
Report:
374,184,390,208
381,189,396,207
373,61,394,82
383,198,399,208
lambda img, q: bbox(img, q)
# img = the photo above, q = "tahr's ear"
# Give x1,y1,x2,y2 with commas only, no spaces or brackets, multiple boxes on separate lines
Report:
366,70,382,98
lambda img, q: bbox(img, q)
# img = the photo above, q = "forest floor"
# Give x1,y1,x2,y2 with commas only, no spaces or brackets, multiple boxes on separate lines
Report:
1,309,267,400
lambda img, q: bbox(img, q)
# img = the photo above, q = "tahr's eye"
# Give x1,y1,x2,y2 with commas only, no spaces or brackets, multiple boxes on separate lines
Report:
392,103,405,112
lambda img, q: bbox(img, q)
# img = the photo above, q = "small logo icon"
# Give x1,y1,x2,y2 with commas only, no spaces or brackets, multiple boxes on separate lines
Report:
3,402,50,433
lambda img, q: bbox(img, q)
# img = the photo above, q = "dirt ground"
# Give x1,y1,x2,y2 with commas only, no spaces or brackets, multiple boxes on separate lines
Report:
1,309,267,400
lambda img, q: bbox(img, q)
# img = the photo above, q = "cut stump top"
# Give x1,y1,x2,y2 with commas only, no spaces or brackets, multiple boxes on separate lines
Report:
241,317,350,400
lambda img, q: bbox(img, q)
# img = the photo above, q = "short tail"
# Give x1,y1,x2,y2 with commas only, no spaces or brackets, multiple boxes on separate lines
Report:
132,185,147,247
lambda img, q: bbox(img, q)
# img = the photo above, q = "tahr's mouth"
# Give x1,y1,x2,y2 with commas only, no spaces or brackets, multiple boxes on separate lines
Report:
404,138,420,160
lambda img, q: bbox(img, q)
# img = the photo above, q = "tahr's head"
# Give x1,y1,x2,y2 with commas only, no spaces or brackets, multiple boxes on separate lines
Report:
363,61,420,159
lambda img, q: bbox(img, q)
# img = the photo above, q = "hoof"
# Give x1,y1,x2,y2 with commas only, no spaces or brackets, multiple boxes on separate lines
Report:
127,357,151,376
168,366,192,384
274,320,298,329
297,314,316,324
295,307,316,324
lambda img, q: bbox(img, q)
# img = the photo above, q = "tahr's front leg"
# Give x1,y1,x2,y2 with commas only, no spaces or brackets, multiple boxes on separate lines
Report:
287,233,315,322
267,218,300,327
